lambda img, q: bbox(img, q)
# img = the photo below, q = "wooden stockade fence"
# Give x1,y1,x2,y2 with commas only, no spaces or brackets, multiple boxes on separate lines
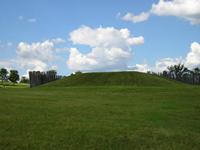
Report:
29,71,59,87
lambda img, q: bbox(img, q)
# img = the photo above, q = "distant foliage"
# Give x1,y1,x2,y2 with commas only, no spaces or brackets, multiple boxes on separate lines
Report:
161,64,200,85
70,71,82,76
9,70,20,83
0,68,8,87
75,71,82,75
20,76,29,84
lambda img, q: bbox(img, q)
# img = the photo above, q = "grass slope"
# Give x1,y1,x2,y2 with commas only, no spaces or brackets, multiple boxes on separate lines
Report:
45,71,182,87
0,82,28,88
0,72,199,150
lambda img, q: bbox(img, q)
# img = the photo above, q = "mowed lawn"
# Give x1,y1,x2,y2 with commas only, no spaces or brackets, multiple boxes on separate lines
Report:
0,86,200,150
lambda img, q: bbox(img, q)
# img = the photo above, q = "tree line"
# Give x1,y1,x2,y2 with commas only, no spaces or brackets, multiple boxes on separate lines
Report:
0,68,29,87
148,64,200,85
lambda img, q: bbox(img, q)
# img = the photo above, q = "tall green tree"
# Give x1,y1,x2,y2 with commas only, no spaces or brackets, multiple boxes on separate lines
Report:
0,68,8,87
20,76,29,84
9,70,19,84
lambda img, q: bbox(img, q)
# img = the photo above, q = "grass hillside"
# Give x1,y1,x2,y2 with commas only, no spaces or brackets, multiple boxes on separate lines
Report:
0,72,199,150
45,71,182,87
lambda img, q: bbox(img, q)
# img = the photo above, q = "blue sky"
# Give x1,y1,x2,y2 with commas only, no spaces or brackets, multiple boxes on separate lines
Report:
0,0,200,76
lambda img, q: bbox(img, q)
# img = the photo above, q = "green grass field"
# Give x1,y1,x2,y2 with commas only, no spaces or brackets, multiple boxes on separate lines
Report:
0,82,28,88
0,72,200,150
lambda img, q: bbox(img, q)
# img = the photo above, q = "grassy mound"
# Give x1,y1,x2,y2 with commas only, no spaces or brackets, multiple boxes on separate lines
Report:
45,71,182,87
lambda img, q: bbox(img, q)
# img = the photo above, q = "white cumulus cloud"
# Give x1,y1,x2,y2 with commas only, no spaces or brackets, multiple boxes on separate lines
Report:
151,0,200,24
121,12,150,23
67,26,144,72
17,40,55,62
153,41,200,72
121,0,200,25
51,38,66,44
128,64,150,73
16,39,65,72
69,26,144,48
154,57,183,72
185,42,200,68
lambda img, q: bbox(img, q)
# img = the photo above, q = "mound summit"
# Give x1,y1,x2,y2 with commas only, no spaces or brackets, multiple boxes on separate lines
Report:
44,71,182,87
